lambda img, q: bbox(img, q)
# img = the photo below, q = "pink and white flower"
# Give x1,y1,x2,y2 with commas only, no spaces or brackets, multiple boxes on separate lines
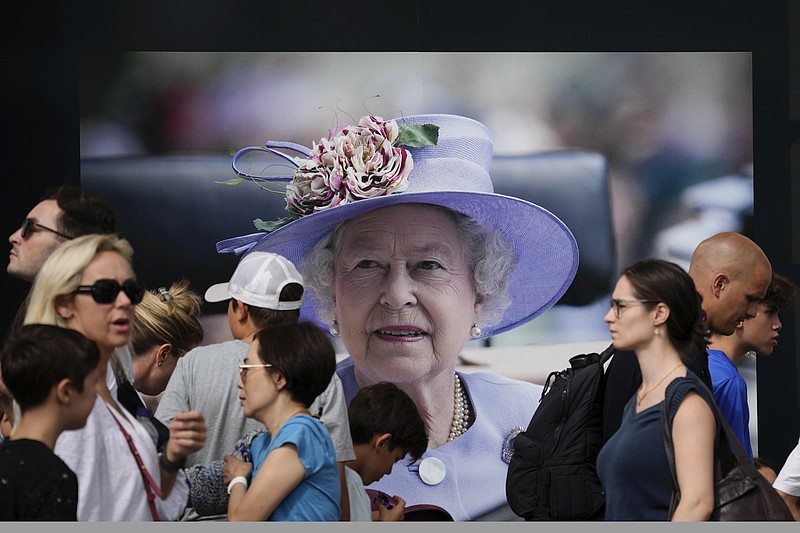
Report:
285,116,413,217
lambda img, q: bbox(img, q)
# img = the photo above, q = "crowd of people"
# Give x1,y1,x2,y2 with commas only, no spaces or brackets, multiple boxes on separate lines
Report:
1,113,798,522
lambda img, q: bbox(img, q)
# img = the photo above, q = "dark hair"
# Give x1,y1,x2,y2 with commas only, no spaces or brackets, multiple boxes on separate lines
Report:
232,282,303,329
42,185,117,238
253,321,335,407
348,382,428,462
761,273,797,312
621,258,707,360
1,324,100,411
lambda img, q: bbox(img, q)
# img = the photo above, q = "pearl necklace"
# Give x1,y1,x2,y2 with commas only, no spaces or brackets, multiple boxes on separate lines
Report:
448,373,470,442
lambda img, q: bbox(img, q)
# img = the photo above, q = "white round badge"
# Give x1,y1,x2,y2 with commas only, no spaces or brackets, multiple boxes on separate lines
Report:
418,457,446,485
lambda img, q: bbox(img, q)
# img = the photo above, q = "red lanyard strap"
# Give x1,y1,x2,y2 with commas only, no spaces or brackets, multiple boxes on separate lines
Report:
106,404,163,521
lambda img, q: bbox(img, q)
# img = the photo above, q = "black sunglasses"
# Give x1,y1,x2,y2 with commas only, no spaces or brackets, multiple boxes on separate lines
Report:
20,218,72,240
72,279,146,305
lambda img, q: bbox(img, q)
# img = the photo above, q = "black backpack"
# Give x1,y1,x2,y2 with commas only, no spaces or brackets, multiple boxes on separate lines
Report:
505,344,615,521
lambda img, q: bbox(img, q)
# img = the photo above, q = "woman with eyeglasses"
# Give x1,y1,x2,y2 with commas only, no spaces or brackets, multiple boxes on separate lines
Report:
221,321,340,521
22,233,207,521
596,258,716,521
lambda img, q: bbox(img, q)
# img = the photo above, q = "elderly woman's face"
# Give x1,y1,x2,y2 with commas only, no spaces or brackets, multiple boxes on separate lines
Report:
333,204,483,383
57,251,136,357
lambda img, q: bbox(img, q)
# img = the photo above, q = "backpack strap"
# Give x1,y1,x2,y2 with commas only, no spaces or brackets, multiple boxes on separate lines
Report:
599,343,615,365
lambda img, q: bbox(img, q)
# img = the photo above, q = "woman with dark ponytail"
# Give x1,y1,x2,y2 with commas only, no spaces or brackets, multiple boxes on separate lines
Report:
597,258,715,521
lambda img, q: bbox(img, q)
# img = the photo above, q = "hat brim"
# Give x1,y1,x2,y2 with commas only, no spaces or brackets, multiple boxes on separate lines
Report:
204,282,231,303
229,190,579,339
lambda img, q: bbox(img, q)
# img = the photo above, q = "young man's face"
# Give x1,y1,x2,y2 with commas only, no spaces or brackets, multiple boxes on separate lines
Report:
7,199,66,282
740,302,782,356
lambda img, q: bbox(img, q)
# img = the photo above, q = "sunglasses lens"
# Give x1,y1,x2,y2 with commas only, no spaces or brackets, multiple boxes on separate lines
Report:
20,220,32,239
123,280,145,305
92,280,121,304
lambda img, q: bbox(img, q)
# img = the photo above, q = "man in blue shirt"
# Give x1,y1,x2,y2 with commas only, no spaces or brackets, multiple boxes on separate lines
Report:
706,272,797,458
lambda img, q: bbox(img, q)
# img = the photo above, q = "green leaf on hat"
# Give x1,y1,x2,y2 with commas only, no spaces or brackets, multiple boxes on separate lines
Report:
253,216,295,232
396,124,439,148
214,178,246,186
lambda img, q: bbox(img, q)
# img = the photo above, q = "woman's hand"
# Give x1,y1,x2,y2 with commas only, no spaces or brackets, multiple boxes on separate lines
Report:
165,410,207,464
223,454,253,484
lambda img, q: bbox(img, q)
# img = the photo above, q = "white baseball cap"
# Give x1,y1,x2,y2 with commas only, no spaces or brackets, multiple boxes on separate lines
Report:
204,251,304,310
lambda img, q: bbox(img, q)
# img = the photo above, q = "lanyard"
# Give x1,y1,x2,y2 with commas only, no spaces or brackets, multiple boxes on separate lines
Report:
106,404,162,521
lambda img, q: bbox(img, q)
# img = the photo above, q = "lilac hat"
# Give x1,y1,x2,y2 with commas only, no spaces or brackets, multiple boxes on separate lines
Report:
216,114,579,339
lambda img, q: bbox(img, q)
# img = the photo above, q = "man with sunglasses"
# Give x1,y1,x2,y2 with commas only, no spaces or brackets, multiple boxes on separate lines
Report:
6,185,117,339
2,185,118,446
8,185,117,283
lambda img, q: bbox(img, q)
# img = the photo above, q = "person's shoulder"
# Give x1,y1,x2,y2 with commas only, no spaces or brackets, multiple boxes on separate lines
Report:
460,371,543,400
707,351,739,377
182,339,247,361
344,464,366,489
290,413,326,430
666,371,714,409
274,415,327,445
461,370,538,387
0,438,48,461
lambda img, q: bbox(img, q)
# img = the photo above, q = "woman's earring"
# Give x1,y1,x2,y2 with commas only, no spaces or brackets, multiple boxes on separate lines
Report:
329,321,340,337
469,323,482,339
654,327,661,336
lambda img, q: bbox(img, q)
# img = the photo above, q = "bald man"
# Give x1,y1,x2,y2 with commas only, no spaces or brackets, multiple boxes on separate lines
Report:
602,232,772,443
688,232,773,336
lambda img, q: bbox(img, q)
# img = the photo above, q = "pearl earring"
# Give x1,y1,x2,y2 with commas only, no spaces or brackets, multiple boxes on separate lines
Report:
469,324,482,339
329,321,340,337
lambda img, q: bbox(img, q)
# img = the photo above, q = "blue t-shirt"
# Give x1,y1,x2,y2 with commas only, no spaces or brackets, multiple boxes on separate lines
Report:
707,349,753,459
249,414,340,521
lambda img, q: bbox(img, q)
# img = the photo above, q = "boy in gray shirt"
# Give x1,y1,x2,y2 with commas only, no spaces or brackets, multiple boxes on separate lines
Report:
156,251,354,520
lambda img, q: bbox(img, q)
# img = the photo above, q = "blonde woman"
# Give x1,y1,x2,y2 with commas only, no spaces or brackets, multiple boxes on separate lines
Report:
131,280,204,402
23,234,207,521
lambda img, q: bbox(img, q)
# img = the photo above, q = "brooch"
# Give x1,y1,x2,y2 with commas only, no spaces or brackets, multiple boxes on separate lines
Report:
502,426,525,464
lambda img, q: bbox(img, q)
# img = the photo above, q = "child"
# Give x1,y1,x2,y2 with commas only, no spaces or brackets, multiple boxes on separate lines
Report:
0,324,101,521
707,272,798,458
344,381,428,521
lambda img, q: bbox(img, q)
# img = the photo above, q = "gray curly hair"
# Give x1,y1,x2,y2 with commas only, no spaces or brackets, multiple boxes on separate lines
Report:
301,205,517,333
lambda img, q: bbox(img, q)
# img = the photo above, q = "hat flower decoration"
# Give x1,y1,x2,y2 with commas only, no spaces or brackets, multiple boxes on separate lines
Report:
224,115,439,232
